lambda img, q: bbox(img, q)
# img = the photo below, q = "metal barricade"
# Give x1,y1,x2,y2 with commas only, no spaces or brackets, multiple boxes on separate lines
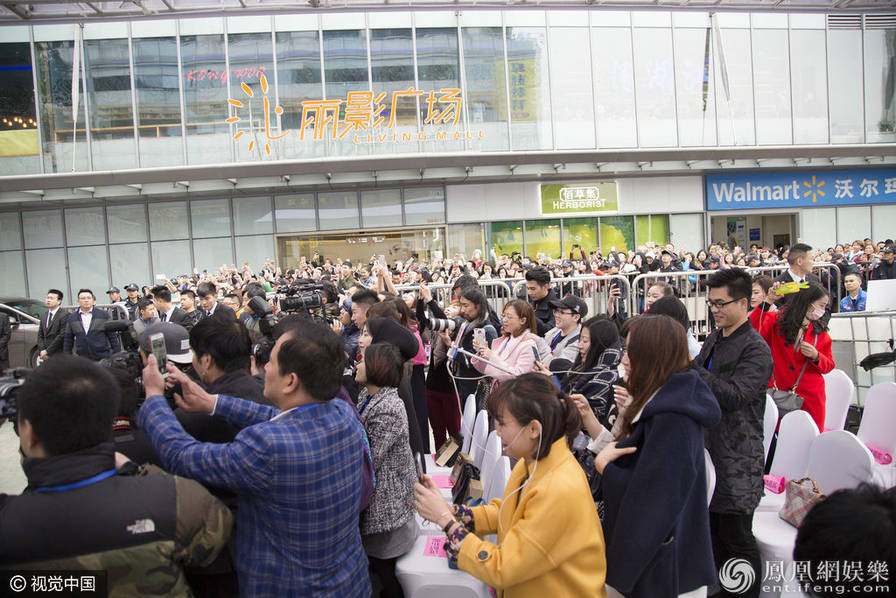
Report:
510,275,633,323
828,310,896,407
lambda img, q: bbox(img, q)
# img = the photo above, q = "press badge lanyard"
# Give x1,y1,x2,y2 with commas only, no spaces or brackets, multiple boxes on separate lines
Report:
550,331,564,352
36,468,117,493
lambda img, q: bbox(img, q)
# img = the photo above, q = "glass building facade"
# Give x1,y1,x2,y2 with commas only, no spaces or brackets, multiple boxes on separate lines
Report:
1,11,894,175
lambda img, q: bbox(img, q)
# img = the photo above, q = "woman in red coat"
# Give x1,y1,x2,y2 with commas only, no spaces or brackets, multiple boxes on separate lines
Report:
750,282,835,431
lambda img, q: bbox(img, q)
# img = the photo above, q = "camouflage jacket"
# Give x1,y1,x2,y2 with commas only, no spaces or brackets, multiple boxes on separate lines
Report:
0,442,232,596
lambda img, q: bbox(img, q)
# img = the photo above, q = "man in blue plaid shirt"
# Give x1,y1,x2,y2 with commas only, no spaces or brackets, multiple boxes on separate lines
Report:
138,319,371,597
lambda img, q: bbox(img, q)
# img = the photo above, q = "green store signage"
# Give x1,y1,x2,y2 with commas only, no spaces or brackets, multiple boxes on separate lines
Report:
540,182,619,215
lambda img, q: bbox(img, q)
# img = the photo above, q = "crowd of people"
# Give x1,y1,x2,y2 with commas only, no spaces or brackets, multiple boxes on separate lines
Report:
0,235,894,598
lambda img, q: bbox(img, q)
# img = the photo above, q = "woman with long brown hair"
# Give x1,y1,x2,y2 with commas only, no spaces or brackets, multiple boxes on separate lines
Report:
595,315,721,598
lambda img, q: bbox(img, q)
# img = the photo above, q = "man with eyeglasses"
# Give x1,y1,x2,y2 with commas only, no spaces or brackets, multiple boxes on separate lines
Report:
693,268,773,598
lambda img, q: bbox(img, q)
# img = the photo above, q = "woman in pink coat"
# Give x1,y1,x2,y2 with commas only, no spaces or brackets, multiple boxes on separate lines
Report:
472,299,540,388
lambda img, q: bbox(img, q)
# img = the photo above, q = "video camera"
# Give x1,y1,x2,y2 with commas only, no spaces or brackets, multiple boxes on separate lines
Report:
0,367,29,422
251,282,329,337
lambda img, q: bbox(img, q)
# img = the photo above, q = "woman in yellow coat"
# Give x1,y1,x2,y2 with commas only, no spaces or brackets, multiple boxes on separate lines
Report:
415,373,608,598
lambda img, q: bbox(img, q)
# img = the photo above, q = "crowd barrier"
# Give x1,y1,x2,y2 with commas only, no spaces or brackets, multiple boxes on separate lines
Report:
828,310,896,407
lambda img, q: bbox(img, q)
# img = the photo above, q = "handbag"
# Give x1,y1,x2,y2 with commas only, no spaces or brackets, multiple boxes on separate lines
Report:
473,377,493,412
451,461,481,504
779,477,826,527
770,334,817,416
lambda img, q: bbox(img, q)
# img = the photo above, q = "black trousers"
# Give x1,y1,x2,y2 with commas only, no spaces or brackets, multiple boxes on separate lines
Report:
710,511,761,598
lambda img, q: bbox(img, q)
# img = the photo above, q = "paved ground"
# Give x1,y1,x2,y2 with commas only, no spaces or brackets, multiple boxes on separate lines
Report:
0,423,26,494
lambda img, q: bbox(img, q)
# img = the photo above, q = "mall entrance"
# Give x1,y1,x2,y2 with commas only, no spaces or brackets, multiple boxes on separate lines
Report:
709,213,796,251
276,227,445,271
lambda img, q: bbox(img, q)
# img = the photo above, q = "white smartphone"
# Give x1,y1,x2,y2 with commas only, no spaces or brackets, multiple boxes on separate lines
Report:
149,333,167,375
473,328,486,348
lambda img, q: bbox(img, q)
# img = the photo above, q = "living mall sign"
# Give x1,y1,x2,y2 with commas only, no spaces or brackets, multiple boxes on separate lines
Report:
226,75,482,154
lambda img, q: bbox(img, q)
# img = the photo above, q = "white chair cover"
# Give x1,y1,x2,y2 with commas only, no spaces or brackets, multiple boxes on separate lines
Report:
460,394,477,455
485,456,511,503
469,410,489,469
704,448,716,505
478,431,502,494
763,394,779,460
822,369,855,432
857,382,896,455
755,410,818,513
395,534,492,598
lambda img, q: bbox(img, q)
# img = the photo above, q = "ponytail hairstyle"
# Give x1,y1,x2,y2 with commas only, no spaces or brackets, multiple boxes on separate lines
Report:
486,372,582,460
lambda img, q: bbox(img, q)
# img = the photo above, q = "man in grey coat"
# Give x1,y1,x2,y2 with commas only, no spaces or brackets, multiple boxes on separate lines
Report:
693,268,773,598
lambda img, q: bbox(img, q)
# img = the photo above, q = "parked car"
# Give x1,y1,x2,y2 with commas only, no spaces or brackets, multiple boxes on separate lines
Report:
0,297,49,369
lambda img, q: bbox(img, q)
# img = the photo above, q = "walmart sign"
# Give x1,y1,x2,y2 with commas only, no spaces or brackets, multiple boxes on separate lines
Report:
706,168,896,211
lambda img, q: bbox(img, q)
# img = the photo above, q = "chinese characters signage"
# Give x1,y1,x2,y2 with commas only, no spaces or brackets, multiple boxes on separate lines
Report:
706,168,896,211
540,183,619,215
227,77,482,154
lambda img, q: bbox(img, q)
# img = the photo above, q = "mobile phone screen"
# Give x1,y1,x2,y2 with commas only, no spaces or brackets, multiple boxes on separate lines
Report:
149,333,167,375
473,328,485,346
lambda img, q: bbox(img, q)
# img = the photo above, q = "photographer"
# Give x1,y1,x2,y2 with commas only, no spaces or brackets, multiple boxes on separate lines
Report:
435,287,498,408
176,318,267,444
0,355,232,591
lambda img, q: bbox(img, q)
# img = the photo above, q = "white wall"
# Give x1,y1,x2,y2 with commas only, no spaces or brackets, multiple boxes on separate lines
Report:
445,175,704,223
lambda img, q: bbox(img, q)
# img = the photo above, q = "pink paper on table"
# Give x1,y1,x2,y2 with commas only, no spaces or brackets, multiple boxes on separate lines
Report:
423,536,448,558
432,475,454,489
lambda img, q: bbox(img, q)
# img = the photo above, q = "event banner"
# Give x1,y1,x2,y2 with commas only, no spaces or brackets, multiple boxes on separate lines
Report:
705,168,896,211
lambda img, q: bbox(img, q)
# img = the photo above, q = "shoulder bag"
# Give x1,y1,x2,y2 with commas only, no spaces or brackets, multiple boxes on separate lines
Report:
769,334,818,416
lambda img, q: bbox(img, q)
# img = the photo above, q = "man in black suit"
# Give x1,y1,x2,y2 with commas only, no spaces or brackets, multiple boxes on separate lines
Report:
150,285,191,329
62,289,121,361
37,289,67,361
196,282,237,322
773,243,821,286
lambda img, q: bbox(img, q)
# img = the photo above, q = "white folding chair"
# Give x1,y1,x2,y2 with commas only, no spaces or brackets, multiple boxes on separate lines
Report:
704,449,716,505
822,369,855,432
469,410,490,469
395,534,492,598
460,394,477,455
756,410,818,513
753,431,875,597
763,394,779,460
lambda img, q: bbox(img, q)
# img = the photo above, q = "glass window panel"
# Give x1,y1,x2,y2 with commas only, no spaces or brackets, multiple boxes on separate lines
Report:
323,30,370,157
110,242,150,290
0,251,26,296
34,40,90,172
370,29,417,155
599,215,634,255
836,206,871,246
872,205,896,244
506,27,552,151
632,28,676,147
65,206,105,246
68,245,109,301
592,27,637,148
275,30,322,160
863,29,896,144
361,189,402,228
635,214,670,246
462,28,509,151
190,198,231,238
800,207,836,253
133,37,183,167
0,43,40,175
548,28,594,149
790,30,828,145
714,28,755,145
26,249,67,303
524,219,561,259
416,28,464,153
84,38,136,170
193,237,233,273
318,190,359,230
235,235,275,270
151,240,191,279
673,28,717,146
404,187,445,225
228,32,277,161
446,223,484,261
752,29,792,145
149,201,188,240
563,218,598,255
233,196,273,235
274,194,316,232
489,220,523,257
0,212,22,250
22,209,63,249
669,213,704,254
107,203,147,243
827,29,864,143
181,35,230,165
